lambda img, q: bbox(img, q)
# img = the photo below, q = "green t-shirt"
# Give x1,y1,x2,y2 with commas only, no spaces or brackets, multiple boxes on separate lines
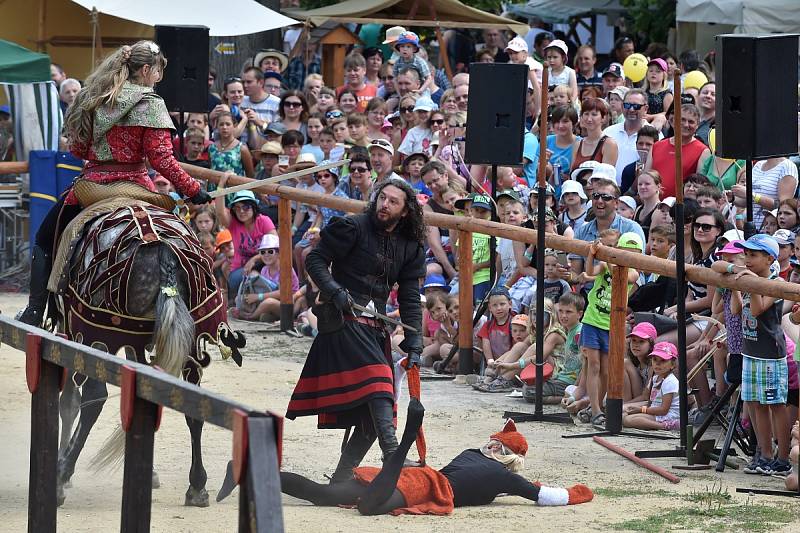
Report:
553,323,583,385
472,233,491,285
582,265,633,331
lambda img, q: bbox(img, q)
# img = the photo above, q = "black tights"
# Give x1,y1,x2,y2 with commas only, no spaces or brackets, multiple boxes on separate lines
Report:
36,197,82,254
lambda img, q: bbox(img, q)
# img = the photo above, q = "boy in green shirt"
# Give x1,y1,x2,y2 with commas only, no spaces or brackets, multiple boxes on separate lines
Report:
469,194,493,304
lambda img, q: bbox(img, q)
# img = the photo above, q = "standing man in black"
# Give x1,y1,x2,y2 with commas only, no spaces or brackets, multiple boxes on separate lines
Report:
286,178,427,483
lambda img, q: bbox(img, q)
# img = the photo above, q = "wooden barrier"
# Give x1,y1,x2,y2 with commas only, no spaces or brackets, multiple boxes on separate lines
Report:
278,198,293,331
0,315,284,533
457,229,474,374
606,265,630,434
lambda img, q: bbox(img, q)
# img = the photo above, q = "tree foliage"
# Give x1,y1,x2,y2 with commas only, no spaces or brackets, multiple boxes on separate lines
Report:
620,0,676,45
299,0,504,12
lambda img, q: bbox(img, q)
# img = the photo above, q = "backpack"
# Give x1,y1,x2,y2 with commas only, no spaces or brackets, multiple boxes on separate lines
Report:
235,273,278,315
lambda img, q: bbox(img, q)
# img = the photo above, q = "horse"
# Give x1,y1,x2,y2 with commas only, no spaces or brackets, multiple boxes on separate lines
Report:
49,195,244,507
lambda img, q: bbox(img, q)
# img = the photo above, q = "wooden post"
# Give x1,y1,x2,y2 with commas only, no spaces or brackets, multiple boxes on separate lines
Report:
37,0,47,53
278,198,293,332
537,62,549,189
457,229,474,375
606,265,630,434
27,337,60,533
239,417,284,533
120,396,158,533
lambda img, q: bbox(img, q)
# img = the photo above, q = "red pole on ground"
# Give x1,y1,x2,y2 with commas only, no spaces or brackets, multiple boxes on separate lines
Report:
593,436,680,484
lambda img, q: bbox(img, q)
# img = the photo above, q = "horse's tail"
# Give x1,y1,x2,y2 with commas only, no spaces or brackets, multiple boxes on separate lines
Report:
91,244,193,472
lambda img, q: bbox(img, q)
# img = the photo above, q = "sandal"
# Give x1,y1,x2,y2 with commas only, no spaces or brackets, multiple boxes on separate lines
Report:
591,413,606,429
482,378,516,393
577,407,592,424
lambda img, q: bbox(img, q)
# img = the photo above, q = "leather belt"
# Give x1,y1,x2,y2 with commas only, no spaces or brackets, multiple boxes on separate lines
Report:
87,162,147,173
344,315,383,329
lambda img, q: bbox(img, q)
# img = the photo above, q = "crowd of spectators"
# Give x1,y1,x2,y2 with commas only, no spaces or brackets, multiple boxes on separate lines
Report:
39,24,800,488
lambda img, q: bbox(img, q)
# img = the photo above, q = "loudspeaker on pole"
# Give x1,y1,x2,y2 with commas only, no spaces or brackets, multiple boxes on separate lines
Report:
154,25,210,113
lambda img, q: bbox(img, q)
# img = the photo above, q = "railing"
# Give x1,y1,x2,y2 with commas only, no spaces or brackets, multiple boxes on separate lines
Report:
0,315,283,533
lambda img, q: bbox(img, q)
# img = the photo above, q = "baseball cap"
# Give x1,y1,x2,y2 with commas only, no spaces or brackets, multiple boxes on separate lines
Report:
570,160,601,181
511,314,531,328
453,193,474,210
380,118,394,133
497,189,522,203
288,152,318,172
721,228,744,242
650,341,678,360
657,197,676,209
773,229,795,246
602,62,625,79
215,229,233,249
368,138,395,157
609,86,629,101
263,71,284,84
505,36,528,53
383,26,407,44
258,234,280,250
718,239,743,255
255,141,282,156
422,273,450,292
647,58,668,72
559,179,587,201
734,234,780,259
544,39,568,57
489,286,511,299
588,163,617,182
531,207,558,222
470,194,493,211
618,196,637,212
0,105,10,115
413,95,436,112
265,122,288,135
529,184,555,197
617,232,644,253
628,322,657,341
394,31,420,51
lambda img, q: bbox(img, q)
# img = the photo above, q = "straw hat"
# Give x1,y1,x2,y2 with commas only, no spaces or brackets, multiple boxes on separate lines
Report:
287,153,318,172
253,49,288,72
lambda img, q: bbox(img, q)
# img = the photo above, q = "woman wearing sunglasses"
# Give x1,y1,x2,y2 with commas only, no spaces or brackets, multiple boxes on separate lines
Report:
236,234,300,321
275,90,309,138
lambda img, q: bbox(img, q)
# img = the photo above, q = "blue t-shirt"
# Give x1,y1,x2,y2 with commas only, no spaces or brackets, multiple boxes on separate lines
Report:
546,135,579,185
523,131,540,188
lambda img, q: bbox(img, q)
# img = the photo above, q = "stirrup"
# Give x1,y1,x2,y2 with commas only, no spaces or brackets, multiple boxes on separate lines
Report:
16,306,44,328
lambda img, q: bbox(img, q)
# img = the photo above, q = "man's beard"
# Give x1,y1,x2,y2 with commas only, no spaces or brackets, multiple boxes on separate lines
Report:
371,209,403,231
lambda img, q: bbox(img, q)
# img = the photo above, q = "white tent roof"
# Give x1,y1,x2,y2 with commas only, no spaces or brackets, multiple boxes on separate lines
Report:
677,0,800,34
71,0,299,36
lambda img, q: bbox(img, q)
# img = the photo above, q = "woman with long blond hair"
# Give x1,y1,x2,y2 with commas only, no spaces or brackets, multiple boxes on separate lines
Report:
17,40,211,326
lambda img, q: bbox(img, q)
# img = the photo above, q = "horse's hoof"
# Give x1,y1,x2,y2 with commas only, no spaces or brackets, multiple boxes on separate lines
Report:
57,483,66,507
184,486,209,507
152,470,160,489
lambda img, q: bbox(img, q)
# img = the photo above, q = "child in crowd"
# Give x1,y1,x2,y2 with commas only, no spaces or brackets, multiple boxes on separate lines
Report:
616,196,636,220
544,40,578,102
314,87,337,115
469,194,494,303
402,152,432,195
433,295,468,374
182,127,211,169
522,249,572,310
318,127,337,161
346,113,370,147
330,116,350,144
393,32,433,94
550,85,573,111
209,112,255,204
624,322,657,401
197,232,216,261
525,292,584,405
236,234,300,322
730,234,792,476
642,58,673,130
301,113,327,163
421,292,450,367
558,180,588,231
476,287,516,375
622,342,681,430
607,87,628,125
192,206,218,236
581,232,643,427
478,312,533,393
213,229,234,309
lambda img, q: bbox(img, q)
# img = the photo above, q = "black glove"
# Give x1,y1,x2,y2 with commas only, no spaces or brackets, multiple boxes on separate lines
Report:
407,352,422,368
331,287,353,314
189,190,212,204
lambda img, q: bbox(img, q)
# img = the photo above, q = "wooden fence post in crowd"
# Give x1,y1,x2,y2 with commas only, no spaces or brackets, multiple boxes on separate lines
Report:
606,265,630,434
457,230,474,376
26,332,60,533
277,198,294,332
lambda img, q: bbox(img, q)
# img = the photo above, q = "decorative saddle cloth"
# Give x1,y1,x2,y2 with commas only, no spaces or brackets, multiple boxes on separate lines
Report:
51,200,233,373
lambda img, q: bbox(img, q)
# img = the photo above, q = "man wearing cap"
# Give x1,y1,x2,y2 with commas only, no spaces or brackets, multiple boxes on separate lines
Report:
570,178,645,281
286,178,426,483
601,63,625,97
603,89,655,184
369,139,403,185
242,67,281,150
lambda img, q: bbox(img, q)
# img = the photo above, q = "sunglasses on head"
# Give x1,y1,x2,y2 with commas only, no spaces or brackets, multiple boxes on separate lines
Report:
693,222,719,232
259,249,278,255
224,76,242,84
326,110,344,119
400,106,415,113
592,192,617,202
623,102,644,110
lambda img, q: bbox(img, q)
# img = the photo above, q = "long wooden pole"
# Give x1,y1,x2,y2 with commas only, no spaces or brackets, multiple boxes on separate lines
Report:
606,265,629,434
177,162,800,302
457,230,474,376
594,436,681,483
277,198,293,332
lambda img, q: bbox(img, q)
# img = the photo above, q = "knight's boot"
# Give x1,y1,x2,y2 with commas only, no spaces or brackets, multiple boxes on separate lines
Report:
329,427,376,484
17,245,52,327
369,398,399,461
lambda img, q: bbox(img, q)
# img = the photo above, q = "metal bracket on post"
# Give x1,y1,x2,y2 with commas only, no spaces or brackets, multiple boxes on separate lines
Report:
25,332,43,394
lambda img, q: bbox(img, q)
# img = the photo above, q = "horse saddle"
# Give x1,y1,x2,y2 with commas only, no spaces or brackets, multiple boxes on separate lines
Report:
72,178,176,211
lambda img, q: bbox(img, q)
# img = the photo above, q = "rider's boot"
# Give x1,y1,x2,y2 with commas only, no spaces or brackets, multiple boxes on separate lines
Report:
17,244,52,328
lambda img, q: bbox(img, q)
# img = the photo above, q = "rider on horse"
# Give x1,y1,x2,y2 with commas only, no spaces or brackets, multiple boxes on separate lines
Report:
18,40,212,327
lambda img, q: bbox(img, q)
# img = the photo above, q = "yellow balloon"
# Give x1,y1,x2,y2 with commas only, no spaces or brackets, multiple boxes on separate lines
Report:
623,53,648,83
683,70,709,91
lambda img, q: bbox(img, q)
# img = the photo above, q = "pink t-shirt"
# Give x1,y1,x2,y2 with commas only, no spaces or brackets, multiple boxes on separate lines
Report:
229,214,276,270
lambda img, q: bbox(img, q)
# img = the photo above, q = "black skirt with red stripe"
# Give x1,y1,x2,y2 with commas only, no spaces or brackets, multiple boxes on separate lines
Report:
286,320,395,429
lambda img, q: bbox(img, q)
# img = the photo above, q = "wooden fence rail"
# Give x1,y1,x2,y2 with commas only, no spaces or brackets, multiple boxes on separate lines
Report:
0,315,283,533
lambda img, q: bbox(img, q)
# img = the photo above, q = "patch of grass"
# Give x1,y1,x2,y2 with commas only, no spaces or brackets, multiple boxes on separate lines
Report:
610,499,800,532
593,487,675,499
685,480,732,507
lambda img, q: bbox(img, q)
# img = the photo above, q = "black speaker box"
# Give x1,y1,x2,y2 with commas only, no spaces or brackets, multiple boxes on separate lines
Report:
715,34,798,159
155,25,209,112
464,63,528,165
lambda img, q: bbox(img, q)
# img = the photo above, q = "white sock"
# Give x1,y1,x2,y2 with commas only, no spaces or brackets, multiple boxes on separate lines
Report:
536,485,569,506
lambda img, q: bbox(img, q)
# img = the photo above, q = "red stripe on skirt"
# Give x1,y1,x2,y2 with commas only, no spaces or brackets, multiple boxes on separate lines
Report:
292,364,392,394
287,381,394,411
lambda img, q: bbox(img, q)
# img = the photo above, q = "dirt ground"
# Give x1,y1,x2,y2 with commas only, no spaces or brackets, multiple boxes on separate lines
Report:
1,291,799,532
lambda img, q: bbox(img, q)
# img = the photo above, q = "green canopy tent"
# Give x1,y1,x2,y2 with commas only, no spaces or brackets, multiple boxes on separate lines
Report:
0,39,63,164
